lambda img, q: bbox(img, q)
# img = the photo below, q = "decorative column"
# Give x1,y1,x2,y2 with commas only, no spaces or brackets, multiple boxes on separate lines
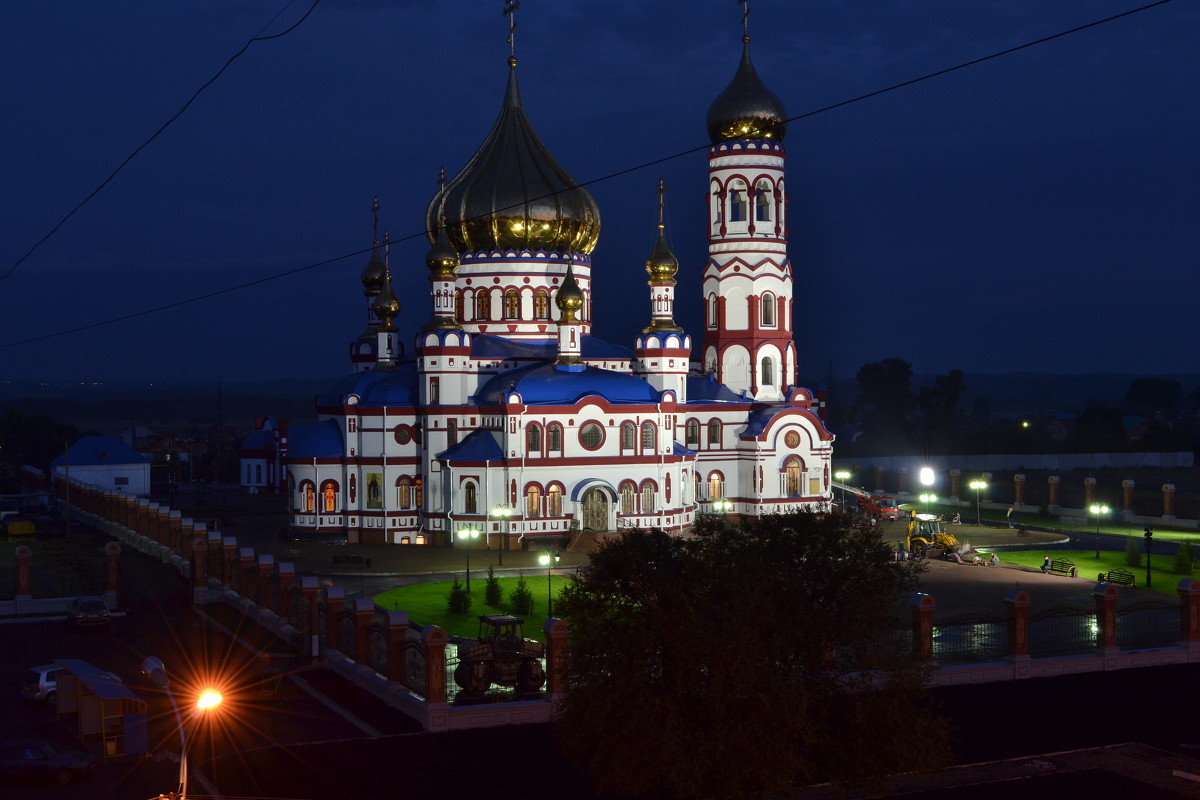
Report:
222,537,238,587
1093,583,1119,658
104,542,121,610
1163,484,1176,520
1004,589,1031,662
1122,479,1135,513
1047,476,1061,511
545,618,570,696
423,625,449,704
1084,477,1097,507
910,593,936,663
15,546,33,613
1013,474,1025,507
949,469,961,501
239,548,257,598
190,534,208,603
276,562,295,618
384,611,410,684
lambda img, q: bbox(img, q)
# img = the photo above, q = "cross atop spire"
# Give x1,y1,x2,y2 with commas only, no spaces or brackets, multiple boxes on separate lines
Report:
656,178,668,228
739,0,750,43
504,1,520,64
372,196,380,246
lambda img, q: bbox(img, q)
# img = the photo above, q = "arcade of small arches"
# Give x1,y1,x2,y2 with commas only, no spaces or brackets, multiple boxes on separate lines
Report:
710,173,785,236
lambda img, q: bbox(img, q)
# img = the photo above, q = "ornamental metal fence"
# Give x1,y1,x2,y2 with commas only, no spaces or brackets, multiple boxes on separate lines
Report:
1027,605,1098,658
1116,597,1179,651
933,608,1008,664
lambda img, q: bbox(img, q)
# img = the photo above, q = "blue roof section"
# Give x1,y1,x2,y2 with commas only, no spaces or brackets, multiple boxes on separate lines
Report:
472,333,633,361
742,405,787,437
316,364,419,407
241,429,273,449
673,441,696,457
436,429,505,462
476,362,661,406
51,436,149,467
685,374,747,403
286,420,344,458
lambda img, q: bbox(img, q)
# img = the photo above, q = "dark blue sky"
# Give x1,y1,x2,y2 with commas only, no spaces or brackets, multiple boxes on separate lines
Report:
1,1,1196,385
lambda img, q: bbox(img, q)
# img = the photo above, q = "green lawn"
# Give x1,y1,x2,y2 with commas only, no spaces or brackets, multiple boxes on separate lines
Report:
981,549,1194,594
901,501,1200,544
373,574,571,642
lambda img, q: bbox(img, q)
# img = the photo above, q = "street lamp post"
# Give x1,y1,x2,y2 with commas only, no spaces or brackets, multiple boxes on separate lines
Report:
1089,503,1109,560
919,493,936,515
491,505,512,566
969,480,987,526
834,470,851,511
458,526,480,593
140,657,223,800
538,549,561,616
919,467,935,514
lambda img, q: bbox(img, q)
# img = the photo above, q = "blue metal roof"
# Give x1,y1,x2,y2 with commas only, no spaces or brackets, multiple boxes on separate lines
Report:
475,362,661,406
241,429,273,450
741,405,787,437
286,420,344,458
685,374,746,403
50,436,149,467
673,441,696,457
316,364,419,407
436,429,505,462
471,333,633,361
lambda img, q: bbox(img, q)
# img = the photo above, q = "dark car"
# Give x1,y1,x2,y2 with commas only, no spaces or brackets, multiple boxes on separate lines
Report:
0,739,96,784
65,596,111,630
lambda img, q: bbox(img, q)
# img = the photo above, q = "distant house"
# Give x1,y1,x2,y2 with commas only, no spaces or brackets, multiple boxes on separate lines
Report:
50,436,151,496
238,417,287,495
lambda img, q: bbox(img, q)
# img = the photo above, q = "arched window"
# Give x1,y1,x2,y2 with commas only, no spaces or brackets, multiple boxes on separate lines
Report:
620,482,635,513
640,481,657,513
300,480,315,512
693,472,703,502
454,290,464,322
729,184,747,222
475,290,490,321
547,423,563,452
762,357,774,388
525,484,542,517
447,419,458,446
527,424,542,453
320,480,339,513
755,181,772,222
621,422,636,450
641,421,656,451
547,485,563,516
396,477,411,509
708,294,719,328
465,482,477,513
685,419,700,446
534,290,550,320
708,419,721,447
761,293,775,326
708,472,724,501
785,458,802,497
504,289,520,319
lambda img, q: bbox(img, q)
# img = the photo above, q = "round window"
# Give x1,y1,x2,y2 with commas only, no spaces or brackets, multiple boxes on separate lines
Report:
394,425,411,445
579,422,604,449
785,430,800,448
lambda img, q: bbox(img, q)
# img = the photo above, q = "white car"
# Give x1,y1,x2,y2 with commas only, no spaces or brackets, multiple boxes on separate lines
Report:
21,664,120,704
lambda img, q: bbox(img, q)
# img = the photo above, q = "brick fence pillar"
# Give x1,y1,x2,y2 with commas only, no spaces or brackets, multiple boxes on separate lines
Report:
255,555,275,607
1163,483,1176,519
1178,579,1200,642
239,548,256,598
423,625,449,704
104,542,121,609
325,586,345,650
1005,589,1031,658
169,511,182,554
910,593,936,662
1013,474,1025,506
298,577,320,660
276,562,295,618
222,537,238,587
874,466,884,493
352,598,374,664
190,535,208,599
1093,583,1118,649
545,618,570,695
897,467,909,495
1084,477,1096,507
949,469,961,501
383,611,410,683
1122,479,1135,513
1047,476,1061,510
16,545,33,597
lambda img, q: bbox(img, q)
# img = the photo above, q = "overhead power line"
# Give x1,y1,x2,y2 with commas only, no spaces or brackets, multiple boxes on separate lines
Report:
0,0,1176,351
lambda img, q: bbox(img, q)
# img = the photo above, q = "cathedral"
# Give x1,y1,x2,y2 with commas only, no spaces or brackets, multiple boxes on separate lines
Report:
281,9,835,547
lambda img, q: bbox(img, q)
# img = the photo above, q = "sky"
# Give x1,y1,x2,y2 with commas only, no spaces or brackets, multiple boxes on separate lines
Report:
1,0,1197,386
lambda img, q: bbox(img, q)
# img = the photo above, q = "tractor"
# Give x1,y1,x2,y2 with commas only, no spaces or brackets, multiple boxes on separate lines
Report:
453,614,546,696
906,513,961,558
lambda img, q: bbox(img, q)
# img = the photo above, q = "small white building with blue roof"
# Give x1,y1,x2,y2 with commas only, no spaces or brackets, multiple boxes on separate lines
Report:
51,436,151,497
283,8,834,547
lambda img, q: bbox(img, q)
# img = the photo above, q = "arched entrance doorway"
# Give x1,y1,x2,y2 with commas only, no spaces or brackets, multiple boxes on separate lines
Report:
581,488,610,532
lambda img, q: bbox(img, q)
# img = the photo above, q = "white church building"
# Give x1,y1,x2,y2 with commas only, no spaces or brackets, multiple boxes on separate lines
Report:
282,12,835,547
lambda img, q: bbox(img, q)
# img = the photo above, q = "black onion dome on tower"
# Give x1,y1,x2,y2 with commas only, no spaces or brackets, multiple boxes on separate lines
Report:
706,37,787,143
426,58,601,255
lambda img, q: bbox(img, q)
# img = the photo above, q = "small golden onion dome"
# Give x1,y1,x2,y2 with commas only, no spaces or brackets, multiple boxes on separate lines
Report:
427,61,601,255
361,244,385,294
706,38,787,143
372,269,400,330
555,263,584,323
645,225,678,282
425,222,459,279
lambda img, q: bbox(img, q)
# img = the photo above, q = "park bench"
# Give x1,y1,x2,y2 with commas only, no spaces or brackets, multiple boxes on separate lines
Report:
331,552,371,568
1103,567,1135,587
1046,558,1077,578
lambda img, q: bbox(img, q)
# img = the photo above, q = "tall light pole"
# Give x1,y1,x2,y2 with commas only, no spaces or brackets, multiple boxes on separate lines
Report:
538,549,560,616
141,657,223,800
492,505,512,566
1089,503,1109,560
458,525,480,593
919,493,937,515
969,480,987,526
834,470,851,511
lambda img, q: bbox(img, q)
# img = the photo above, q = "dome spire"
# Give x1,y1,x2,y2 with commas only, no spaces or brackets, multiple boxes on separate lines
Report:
555,253,585,366
361,196,385,295
643,179,683,334
706,1,787,143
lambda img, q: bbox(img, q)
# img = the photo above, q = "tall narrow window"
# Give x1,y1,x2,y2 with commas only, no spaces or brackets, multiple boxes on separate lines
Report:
685,419,699,446
641,421,656,451
620,483,635,513
547,423,562,453
761,358,774,388
525,485,542,517
547,485,562,516
527,424,542,453
755,181,772,222
708,473,723,501
641,482,656,513
429,378,440,405
475,291,490,321
534,290,549,319
302,481,315,512
455,290,464,321
447,419,458,446
397,478,411,509
785,459,801,497
708,295,719,328
621,422,636,450
504,289,520,319
321,481,338,513
761,293,775,326
729,188,746,222
414,477,423,508
465,483,477,513
708,419,721,447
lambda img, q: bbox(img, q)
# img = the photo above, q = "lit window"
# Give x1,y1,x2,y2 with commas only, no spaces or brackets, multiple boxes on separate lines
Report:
641,483,656,513
534,290,550,320
321,481,338,513
475,291,490,321
785,459,801,497
504,289,520,319
396,478,411,509
547,485,562,516
708,473,723,500
620,483,635,513
525,485,542,517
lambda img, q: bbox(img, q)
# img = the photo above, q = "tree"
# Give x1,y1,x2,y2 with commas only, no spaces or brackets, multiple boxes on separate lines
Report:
917,369,966,450
853,358,915,451
1125,378,1183,417
554,514,950,798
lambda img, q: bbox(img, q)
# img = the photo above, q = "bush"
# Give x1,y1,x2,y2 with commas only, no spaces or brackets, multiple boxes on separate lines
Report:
509,572,534,615
446,578,472,615
1125,536,1142,568
484,566,503,606
1175,541,1195,575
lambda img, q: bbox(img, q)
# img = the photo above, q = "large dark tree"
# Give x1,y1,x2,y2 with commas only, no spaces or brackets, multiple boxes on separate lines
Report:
554,513,950,799
917,368,966,449
1125,377,1184,418
853,358,916,451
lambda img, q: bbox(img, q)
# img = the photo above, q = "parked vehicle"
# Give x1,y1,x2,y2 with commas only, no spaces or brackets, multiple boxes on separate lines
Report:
454,614,546,695
0,739,96,784
65,596,111,630
21,664,121,704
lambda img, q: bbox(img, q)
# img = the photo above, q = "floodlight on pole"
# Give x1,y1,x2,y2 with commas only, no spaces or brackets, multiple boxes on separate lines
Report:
140,657,223,800
969,480,987,526
457,525,481,593
491,505,512,566
834,470,851,511
1089,503,1109,559
919,493,936,514
538,549,561,616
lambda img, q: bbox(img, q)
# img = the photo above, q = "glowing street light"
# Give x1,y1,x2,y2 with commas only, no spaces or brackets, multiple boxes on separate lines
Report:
1089,503,1109,560
457,525,481,593
141,657,223,800
491,504,512,566
834,470,851,511
538,549,561,616
969,480,987,526
712,499,733,514
919,493,937,515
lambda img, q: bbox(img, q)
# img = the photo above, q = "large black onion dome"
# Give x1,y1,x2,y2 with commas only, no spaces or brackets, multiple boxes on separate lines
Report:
706,39,787,143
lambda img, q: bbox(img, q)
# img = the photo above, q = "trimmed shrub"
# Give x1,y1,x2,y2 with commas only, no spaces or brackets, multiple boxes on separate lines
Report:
510,572,534,616
485,565,503,606
1175,541,1195,575
447,578,472,615
1124,536,1142,568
